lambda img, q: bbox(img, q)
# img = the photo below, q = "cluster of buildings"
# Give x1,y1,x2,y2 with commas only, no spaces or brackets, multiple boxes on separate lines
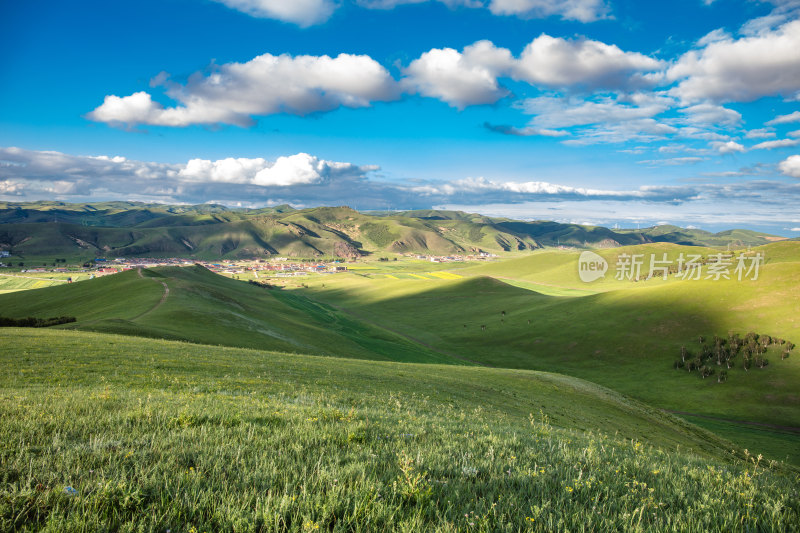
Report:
103,257,349,277
406,252,498,263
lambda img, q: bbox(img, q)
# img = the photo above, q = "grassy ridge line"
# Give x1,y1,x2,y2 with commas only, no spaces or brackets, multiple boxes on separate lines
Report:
1,328,798,531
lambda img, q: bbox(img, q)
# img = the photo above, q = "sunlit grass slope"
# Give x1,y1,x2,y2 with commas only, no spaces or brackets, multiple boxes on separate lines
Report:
0,266,455,365
1,328,797,531
304,242,800,463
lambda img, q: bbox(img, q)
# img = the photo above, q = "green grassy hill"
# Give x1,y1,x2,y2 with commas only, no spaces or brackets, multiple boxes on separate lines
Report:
302,241,800,464
1,328,797,531
0,201,785,261
2,242,798,464
0,265,457,365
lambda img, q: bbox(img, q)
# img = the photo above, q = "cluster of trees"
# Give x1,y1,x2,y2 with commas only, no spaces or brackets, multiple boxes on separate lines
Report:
674,332,794,383
247,280,277,290
0,316,76,327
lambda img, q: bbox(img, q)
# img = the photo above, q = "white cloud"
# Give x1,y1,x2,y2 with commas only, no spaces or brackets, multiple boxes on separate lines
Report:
403,35,659,108
513,34,662,89
488,0,610,22
668,19,800,103
254,154,353,186
711,141,746,154
402,41,513,108
89,53,400,127
209,0,336,27
518,95,668,129
679,104,741,126
745,128,776,139
696,28,731,47
750,138,800,150
779,154,800,177
766,110,800,125
179,153,363,186
790,130,800,137
180,157,269,183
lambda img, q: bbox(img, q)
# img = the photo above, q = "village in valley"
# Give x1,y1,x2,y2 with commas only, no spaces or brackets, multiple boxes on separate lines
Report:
0,251,501,288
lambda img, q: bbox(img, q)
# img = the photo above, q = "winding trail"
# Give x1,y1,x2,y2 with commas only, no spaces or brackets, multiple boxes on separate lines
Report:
130,268,170,321
664,409,800,434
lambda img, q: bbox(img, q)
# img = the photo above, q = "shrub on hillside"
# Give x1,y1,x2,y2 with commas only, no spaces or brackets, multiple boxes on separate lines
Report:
0,316,76,327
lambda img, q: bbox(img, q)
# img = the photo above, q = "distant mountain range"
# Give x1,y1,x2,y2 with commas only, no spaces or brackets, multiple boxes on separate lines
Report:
0,201,787,259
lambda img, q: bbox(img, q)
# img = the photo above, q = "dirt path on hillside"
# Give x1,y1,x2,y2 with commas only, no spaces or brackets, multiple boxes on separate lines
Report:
131,268,170,320
321,300,492,367
665,409,800,434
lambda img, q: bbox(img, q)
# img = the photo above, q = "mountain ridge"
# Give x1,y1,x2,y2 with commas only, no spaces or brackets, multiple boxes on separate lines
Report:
0,201,784,259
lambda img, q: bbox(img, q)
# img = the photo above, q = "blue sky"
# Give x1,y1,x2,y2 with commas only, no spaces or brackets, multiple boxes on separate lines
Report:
1,0,800,234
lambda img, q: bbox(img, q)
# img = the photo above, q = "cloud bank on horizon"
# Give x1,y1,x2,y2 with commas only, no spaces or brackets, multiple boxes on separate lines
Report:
1,0,800,233
2,146,799,231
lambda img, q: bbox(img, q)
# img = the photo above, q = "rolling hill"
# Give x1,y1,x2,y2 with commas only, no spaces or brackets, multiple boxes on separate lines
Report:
2,241,798,465
0,265,457,365
1,242,799,529
0,201,785,261
2,328,798,530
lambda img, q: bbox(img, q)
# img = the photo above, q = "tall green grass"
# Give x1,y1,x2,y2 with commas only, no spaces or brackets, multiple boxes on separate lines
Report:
1,329,799,531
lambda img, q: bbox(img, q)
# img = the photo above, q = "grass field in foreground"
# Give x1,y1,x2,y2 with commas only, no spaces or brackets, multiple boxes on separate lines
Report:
1,328,798,531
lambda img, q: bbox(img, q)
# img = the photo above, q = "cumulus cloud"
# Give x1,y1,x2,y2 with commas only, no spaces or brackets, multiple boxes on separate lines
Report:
177,153,366,187
711,141,746,154
750,138,800,150
488,0,610,22
402,41,513,108
402,35,659,108
512,34,662,89
779,154,800,177
209,0,336,26
668,19,800,103
89,53,400,127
